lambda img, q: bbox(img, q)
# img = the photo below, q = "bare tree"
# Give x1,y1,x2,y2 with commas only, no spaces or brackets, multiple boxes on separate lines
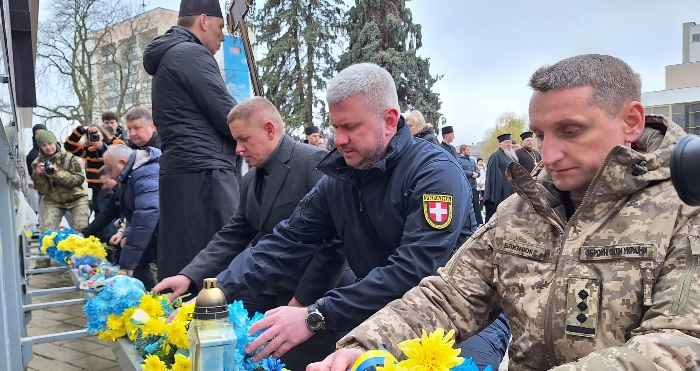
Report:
36,0,154,128
480,111,528,160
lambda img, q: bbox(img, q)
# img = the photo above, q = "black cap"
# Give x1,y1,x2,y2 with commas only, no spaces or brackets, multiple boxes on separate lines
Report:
305,126,319,136
497,133,512,143
442,126,454,135
179,0,223,18
520,131,534,140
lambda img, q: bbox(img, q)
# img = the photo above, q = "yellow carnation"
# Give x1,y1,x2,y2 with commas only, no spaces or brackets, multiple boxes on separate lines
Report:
142,355,167,371
174,302,195,323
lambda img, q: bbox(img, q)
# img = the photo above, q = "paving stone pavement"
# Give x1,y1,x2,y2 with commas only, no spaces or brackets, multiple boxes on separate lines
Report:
25,262,120,371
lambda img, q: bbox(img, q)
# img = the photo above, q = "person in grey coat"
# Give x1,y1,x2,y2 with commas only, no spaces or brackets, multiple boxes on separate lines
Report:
155,97,348,370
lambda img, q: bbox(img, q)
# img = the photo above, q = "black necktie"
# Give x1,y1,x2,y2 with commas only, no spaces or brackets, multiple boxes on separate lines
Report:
254,167,267,204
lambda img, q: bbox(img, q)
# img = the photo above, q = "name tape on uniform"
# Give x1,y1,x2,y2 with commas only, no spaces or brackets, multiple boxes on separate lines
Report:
580,243,656,261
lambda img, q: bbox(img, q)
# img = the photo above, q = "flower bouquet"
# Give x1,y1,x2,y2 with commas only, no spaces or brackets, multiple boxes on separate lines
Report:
39,228,108,267
351,329,493,371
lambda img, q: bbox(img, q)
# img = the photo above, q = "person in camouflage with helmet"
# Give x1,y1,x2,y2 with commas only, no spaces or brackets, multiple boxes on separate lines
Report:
31,131,90,237
309,54,700,371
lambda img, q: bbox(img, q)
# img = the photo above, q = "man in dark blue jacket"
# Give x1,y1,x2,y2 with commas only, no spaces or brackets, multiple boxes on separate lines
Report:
211,63,509,368
103,144,160,290
457,144,483,225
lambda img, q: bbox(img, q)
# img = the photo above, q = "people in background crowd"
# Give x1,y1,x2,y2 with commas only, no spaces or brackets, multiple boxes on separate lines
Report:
458,144,483,225
440,125,458,158
31,130,90,256
484,133,516,222
124,106,161,149
405,110,439,146
81,166,122,262
304,125,321,146
476,157,486,217
64,124,126,216
143,0,240,282
515,131,542,173
102,111,127,141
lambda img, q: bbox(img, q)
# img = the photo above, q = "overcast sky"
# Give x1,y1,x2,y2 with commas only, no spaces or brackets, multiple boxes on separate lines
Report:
49,0,700,146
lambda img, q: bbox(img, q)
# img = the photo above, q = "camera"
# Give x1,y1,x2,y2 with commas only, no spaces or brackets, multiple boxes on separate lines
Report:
670,134,700,206
88,131,100,142
42,160,55,175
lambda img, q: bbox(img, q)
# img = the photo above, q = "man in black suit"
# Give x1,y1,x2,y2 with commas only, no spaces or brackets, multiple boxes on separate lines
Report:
154,97,347,369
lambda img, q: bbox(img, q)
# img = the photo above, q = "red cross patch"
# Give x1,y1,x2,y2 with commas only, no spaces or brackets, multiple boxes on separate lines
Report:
423,194,453,229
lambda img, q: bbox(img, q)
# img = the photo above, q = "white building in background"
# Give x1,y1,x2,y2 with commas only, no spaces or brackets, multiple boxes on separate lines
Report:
643,22,700,135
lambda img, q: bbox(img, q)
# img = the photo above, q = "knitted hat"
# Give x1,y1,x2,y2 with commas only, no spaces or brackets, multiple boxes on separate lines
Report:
35,131,57,146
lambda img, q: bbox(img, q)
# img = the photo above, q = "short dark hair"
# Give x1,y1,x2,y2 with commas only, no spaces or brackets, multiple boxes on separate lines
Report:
125,106,153,123
101,111,118,122
459,144,470,153
528,54,641,118
98,166,110,177
177,15,199,28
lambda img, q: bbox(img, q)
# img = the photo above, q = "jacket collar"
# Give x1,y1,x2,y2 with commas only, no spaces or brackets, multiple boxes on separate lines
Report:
118,147,161,183
317,116,412,185
506,115,683,226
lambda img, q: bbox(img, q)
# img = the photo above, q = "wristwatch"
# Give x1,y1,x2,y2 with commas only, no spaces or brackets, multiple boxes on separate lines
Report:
306,304,326,331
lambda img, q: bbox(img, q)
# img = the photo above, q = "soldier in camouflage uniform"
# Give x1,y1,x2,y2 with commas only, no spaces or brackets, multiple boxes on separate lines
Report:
309,54,700,371
31,131,90,235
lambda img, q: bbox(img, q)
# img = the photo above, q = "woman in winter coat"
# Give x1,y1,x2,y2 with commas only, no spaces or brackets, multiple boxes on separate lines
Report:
405,110,440,146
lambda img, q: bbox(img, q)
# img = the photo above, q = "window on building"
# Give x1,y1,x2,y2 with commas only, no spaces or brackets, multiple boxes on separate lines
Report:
693,33,700,42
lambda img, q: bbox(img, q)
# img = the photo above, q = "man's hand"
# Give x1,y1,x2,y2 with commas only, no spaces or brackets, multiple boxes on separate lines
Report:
245,306,314,361
109,233,123,246
114,219,122,228
306,348,364,371
471,173,478,179
153,275,193,302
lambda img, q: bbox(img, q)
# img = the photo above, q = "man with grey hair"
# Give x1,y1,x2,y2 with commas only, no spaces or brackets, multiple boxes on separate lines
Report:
124,106,160,149
206,63,507,367
484,133,517,222
309,54,700,371
102,144,161,290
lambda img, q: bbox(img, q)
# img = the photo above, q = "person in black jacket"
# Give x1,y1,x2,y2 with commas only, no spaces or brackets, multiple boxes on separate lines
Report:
102,111,127,141
457,144,483,225
102,145,160,290
194,63,509,369
155,97,350,369
26,124,47,176
405,110,440,146
142,0,240,281
440,125,459,159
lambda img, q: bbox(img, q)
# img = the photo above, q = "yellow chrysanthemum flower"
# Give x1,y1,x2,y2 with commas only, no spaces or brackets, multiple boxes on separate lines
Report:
97,328,123,342
106,314,124,331
174,302,195,323
57,235,82,252
73,236,107,259
40,232,57,254
166,322,189,349
396,329,463,371
142,354,167,371
142,318,168,337
172,353,191,371
139,294,165,318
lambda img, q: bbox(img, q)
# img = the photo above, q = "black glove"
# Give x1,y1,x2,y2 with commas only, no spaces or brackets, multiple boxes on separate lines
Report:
76,126,87,135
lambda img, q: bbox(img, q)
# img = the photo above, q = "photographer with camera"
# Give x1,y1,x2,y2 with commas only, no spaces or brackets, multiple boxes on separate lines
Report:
31,131,90,239
64,124,125,216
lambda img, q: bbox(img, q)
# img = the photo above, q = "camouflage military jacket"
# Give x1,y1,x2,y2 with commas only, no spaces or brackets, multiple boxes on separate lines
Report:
31,149,88,208
339,116,700,370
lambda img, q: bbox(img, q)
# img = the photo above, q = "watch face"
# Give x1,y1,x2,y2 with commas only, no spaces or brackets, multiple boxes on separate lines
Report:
307,311,324,331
